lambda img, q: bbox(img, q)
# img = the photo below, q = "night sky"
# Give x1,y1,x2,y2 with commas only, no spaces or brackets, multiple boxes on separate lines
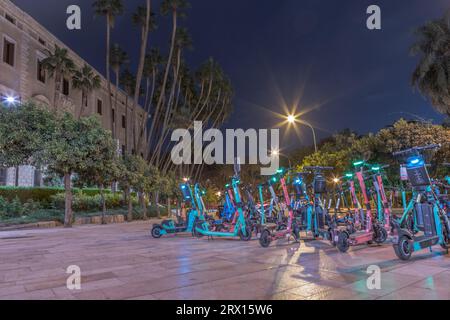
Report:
10,0,448,150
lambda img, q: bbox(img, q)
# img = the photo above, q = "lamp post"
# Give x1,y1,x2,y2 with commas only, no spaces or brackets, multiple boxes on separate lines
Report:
286,114,318,153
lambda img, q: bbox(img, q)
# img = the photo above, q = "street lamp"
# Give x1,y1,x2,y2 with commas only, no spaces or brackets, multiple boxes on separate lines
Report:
183,177,189,182
2,95,19,106
285,114,317,153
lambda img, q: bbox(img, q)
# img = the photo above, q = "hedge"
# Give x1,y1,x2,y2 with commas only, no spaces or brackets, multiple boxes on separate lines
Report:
0,187,113,207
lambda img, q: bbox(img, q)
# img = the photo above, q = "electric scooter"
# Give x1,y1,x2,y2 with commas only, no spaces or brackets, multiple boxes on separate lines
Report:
391,144,450,260
304,166,334,240
259,168,301,247
336,163,388,253
192,160,253,241
370,165,393,234
151,181,203,238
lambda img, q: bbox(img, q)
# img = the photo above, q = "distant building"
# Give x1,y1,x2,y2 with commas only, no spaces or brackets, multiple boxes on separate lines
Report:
0,0,146,186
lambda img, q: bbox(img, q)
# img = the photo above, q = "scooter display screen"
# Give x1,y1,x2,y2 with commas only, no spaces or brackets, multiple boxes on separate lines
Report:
407,165,431,187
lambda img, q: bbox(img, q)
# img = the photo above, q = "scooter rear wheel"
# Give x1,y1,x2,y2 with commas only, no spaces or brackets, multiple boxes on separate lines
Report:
394,235,412,261
259,230,272,248
337,232,350,253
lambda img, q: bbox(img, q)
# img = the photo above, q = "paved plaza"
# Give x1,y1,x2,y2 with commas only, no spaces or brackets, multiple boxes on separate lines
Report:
0,221,449,300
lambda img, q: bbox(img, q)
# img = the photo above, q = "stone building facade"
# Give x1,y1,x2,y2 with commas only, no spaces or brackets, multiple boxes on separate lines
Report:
0,0,146,186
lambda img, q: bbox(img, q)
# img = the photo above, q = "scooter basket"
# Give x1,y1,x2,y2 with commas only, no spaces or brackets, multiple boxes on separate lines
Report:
414,203,436,237
314,176,327,194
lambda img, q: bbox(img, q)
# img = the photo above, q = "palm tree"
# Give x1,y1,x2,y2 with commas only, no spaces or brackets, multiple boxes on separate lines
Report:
131,1,154,153
120,69,136,152
143,48,162,112
110,43,129,138
41,45,75,111
152,29,193,166
72,64,101,119
147,0,190,148
93,0,124,137
411,12,450,117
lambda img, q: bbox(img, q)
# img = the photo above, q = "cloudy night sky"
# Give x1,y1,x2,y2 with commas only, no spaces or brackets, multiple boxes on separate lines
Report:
11,0,449,149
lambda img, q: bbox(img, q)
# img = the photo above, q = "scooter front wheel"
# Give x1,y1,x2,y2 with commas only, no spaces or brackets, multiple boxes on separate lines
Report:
151,226,163,239
259,230,272,248
394,235,412,261
337,232,350,253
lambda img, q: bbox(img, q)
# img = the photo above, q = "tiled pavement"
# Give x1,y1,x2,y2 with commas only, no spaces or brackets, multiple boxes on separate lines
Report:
0,221,449,300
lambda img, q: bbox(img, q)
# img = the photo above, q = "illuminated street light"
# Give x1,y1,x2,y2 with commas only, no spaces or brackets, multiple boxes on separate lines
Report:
3,95,18,106
333,178,340,184
287,115,296,124
285,114,317,153
183,177,189,182
216,192,222,197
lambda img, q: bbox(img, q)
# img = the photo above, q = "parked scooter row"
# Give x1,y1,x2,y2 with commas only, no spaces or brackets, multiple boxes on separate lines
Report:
151,145,449,262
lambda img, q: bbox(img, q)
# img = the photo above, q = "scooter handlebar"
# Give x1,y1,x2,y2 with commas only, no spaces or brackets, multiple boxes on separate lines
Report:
303,166,334,171
393,144,441,156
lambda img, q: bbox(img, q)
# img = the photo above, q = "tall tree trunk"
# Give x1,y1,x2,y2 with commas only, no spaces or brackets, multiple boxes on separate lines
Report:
100,184,107,224
167,196,171,218
127,186,133,221
63,173,73,228
132,0,151,152
139,192,148,220
154,191,161,218
106,16,114,140
147,9,177,146
113,70,120,140
53,71,61,111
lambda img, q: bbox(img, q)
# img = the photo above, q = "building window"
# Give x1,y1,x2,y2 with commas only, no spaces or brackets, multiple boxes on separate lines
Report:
121,145,126,156
0,168,6,186
62,78,70,96
37,58,45,83
3,38,15,66
122,115,126,129
5,14,15,25
38,38,46,46
112,109,115,123
97,99,103,115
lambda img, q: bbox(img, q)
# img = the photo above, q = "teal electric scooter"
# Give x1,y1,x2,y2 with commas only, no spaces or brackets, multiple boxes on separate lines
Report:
151,181,204,238
192,160,253,241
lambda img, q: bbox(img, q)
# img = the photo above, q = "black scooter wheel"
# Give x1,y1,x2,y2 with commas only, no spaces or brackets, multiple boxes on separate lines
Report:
151,226,163,239
373,226,388,244
259,230,272,248
394,235,412,261
337,232,350,253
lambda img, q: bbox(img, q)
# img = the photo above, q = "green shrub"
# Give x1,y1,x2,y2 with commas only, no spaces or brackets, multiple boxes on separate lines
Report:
50,192,126,212
0,196,35,218
0,186,114,208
